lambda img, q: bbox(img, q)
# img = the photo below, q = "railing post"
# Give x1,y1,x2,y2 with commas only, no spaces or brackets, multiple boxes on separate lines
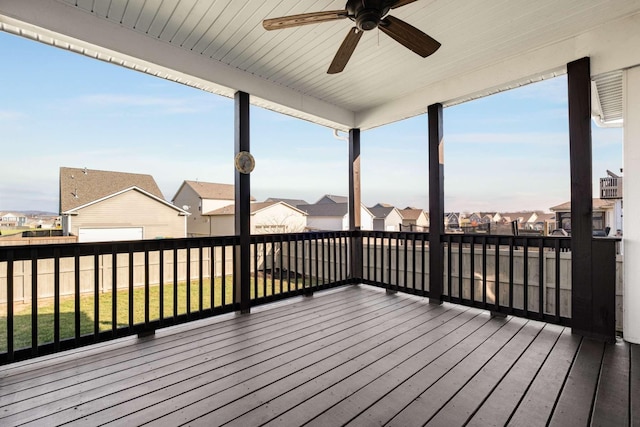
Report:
428,103,444,304
349,128,363,282
234,91,251,313
568,57,614,341
591,239,617,339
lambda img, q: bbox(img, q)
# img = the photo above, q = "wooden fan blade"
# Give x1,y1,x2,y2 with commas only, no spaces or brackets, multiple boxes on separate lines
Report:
263,10,348,30
379,15,440,57
328,27,363,74
391,0,419,9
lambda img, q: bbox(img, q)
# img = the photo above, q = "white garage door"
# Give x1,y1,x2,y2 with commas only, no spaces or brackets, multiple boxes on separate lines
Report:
78,227,143,243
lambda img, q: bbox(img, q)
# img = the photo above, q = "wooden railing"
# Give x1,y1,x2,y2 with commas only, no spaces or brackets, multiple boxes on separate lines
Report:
600,176,623,199
1,230,618,364
0,232,351,364
359,231,616,328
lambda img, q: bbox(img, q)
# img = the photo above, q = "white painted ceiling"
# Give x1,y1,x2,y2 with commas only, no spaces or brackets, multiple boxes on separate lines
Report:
1,0,639,130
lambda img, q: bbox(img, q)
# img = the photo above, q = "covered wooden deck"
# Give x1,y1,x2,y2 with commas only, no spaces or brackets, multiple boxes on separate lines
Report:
0,284,637,427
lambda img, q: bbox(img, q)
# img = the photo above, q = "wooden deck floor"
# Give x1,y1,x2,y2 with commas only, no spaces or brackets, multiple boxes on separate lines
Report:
1,284,638,427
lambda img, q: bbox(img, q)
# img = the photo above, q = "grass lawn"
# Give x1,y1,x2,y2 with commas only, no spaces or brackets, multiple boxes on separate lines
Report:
1,274,311,352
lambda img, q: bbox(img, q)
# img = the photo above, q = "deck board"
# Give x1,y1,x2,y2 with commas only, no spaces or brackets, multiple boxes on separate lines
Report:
506,329,581,426
96,293,431,426
0,284,635,427
632,343,640,426
300,313,497,427
345,316,507,427
18,291,417,426
385,317,529,426
548,338,605,426
459,323,564,427
591,338,630,426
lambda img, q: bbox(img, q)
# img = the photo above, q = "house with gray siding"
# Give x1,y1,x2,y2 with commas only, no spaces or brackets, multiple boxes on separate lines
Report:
368,205,404,231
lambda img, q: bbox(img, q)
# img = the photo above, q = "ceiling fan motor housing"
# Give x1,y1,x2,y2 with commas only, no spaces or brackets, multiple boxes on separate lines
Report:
346,0,393,31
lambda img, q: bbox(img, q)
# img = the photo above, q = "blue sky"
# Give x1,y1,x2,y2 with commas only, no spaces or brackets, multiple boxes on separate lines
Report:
0,31,622,214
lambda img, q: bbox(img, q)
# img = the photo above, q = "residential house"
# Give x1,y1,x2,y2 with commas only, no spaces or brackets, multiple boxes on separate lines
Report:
499,212,533,226
172,180,256,237
479,212,501,223
550,198,615,235
444,212,461,230
59,167,188,242
467,212,483,225
399,208,429,231
206,201,307,236
529,212,556,234
0,212,27,227
297,201,374,231
368,205,404,232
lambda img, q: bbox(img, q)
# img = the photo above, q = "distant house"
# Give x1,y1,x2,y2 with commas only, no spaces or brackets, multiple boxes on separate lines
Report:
527,212,556,234
550,198,615,234
59,167,188,242
499,212,533,226
0,212,27,227
445,212,461,230
399,208,429,231
368,206,404,231
205,201,307,236
297,201,374,231
172,180,256,237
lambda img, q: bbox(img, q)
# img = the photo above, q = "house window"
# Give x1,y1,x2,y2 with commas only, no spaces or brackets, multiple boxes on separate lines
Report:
559,212,571,232
592,212,605,230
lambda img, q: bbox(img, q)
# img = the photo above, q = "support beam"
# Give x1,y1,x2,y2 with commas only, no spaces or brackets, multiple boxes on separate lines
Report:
568,57,614,341
428,103,444,304
234,91,251,314
349,129,363,281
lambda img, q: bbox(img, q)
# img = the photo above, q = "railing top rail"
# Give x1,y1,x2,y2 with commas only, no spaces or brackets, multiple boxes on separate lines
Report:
0,231,356,262
0,235,241,261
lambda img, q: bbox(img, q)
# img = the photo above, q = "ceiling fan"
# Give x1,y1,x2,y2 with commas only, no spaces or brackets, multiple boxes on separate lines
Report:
263,0,440,74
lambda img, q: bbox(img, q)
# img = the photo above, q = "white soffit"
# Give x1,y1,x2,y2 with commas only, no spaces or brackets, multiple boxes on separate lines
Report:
1,0,640,131
592,71,623,127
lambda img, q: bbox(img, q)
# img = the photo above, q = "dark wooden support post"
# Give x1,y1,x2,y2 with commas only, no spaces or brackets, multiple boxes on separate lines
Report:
568,57,614,341
428,103,444,304
349,128,363,282
234,91,251,314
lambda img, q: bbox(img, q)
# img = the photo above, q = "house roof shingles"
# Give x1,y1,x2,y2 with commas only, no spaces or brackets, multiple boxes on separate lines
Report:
315,194,348,204
549,198,614,211
399,208,424,221
368,206,396,219
205,201,306,216
182,181,228,200
265,197,308,206
297,203,349,217
59,167,164,213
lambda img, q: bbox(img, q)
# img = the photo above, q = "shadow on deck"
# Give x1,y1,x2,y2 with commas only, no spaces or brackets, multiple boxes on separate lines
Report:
0,284,637,426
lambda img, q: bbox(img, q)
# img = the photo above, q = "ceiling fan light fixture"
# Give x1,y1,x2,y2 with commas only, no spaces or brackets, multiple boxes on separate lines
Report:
356,9,383,31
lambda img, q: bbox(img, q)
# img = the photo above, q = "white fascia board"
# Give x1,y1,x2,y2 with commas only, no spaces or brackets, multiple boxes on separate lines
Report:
356,12,640,130
0,0,355,131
